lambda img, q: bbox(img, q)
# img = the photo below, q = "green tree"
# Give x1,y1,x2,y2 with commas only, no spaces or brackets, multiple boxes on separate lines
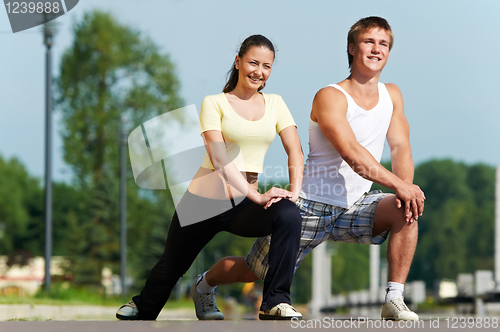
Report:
0,156,38,255
0,154,89,271
409,160,495,286
57,10,183,285
17,181,85,258
342,159,495,294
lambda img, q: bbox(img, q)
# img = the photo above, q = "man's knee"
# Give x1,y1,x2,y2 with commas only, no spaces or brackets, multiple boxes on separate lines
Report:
219,257,238,271
373,194,419,236
242,268,260,282
227,257,259,282
221,256,259,281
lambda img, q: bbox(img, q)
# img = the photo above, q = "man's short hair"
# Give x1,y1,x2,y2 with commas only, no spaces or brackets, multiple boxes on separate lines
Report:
347,16,394,69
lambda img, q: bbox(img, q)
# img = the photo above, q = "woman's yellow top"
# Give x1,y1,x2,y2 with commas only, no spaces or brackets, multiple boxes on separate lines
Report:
200,93,296,173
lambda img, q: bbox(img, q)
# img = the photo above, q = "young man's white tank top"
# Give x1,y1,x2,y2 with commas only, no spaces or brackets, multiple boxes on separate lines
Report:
300,82,393,209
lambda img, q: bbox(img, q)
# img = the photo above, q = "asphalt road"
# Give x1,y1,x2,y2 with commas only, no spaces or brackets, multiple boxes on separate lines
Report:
0,318,491,332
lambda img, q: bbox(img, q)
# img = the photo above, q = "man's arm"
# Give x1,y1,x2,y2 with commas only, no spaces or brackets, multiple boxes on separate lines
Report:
386,83,413,183
385,84,425,220
312,86,424,222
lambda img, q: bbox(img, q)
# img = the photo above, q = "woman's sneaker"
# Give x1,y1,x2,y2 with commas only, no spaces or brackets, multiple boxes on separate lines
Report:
190,275,224,320
259,303,302,320
381,297,419,321
116,300,139,320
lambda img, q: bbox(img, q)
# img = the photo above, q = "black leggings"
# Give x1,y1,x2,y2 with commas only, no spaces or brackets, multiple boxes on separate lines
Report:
132,191,302,320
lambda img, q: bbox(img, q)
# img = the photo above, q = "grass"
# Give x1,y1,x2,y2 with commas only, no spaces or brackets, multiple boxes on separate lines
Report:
0,282,195,309
414,297,455,313
0,294,125,307
0,294,195,309
6,317,51,321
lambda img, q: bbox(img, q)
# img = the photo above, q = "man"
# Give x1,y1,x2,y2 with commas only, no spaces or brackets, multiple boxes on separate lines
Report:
190,16,425,321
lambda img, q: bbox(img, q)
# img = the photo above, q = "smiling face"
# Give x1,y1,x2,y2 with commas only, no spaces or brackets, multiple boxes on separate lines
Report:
349,27,391,75
235,46,274,92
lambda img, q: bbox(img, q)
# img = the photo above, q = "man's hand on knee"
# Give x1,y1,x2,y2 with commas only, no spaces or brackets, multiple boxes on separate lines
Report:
394,182,425,223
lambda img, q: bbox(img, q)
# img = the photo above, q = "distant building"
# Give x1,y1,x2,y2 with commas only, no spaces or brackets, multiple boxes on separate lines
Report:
0,256,68,295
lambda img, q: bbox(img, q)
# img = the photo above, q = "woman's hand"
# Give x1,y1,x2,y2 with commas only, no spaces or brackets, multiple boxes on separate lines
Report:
256,187,293,209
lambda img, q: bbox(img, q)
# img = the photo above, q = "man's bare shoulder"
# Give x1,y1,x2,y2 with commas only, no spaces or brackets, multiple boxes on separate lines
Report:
385,82,401,93
315,85,344,98
313,86,347,109
384,83,403,107
310,86,348,122
385,83,403,110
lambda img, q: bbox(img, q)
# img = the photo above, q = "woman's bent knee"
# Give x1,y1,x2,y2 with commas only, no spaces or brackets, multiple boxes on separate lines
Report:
272,199,302,229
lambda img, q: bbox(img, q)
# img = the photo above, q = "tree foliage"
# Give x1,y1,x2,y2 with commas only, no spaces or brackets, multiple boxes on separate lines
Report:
0,156,38,255
232,161,495,302
59,10,182,188
57,10,183,285
371,159,495,289
0,155,85,268
410,160,495,286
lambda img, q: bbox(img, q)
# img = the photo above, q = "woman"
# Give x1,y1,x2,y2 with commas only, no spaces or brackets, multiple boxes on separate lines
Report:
116,35,303,321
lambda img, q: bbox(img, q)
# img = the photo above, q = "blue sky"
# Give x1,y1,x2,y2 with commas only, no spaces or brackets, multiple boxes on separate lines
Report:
1,0,499,182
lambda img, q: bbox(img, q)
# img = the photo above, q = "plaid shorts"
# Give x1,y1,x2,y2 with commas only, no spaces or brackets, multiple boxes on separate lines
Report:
245,190,390,279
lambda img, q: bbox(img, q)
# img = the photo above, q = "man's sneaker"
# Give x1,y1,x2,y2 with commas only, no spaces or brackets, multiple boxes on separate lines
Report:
116,300,139,320
381,297,419,321
190,275,224,320
259,303,302,320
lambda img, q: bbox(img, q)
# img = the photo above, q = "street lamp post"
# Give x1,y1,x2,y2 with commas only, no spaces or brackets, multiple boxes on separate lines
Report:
43,19,55,292
120,116,127,296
